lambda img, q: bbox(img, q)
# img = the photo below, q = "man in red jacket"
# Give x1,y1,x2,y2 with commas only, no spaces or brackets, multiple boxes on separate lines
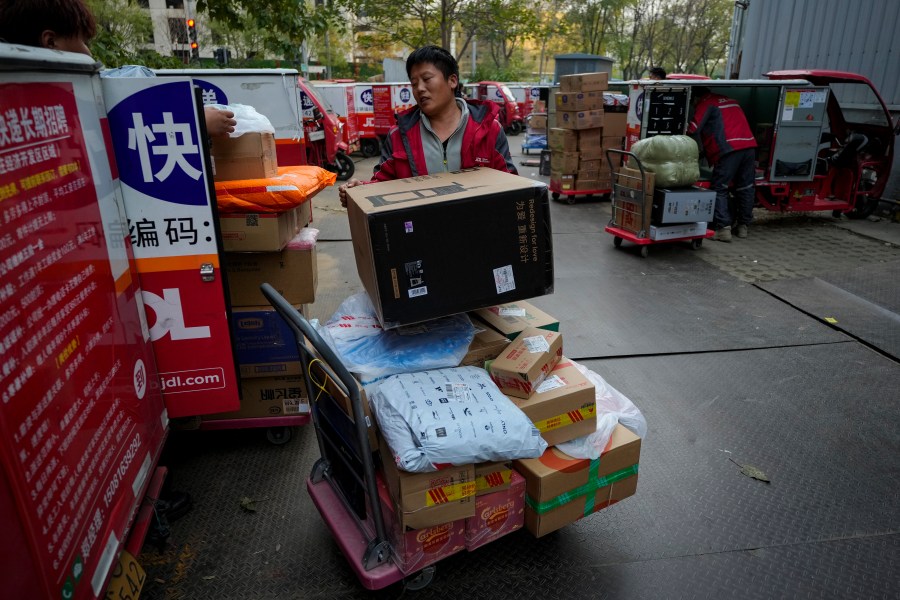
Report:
340,46,516,206
687,87,757,242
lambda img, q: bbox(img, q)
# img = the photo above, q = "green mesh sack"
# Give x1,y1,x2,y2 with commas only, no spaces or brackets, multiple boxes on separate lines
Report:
631,135,700,187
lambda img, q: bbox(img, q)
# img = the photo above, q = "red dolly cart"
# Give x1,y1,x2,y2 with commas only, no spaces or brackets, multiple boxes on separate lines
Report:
549,179,612,205
261,284,435,591
604,149,713,257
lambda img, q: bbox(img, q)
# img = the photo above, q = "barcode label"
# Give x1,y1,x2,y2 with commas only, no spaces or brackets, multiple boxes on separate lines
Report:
523,335,550,353
493,265,516,294
245,214,260,227
499,307,526,317
536,375,565,394
444,382,469,402
408,286,428,298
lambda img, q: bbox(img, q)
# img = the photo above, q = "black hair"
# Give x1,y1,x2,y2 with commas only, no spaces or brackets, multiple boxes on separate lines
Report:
406,45,461,96
692,86,711,98
648,66,667,79
0,0,97,47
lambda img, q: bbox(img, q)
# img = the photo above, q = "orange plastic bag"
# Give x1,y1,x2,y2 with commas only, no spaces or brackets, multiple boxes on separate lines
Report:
214,165,337,213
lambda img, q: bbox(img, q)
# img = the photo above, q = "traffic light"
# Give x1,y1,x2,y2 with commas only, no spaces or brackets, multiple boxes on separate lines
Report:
186,18,198,58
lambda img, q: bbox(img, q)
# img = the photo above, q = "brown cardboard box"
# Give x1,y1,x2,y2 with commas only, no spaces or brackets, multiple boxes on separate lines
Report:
603,112,628,138
559,72,609,92
575,178,600,191
514,424,641,537
474,461,513,496
602,135,624,150
578,159,604,173
558,110,604,130
489,327,564,399
550,151,579,173
550,172,575,191
612,167,655,235
218,201,311,252
204,375,308,420
379,435,476,530
554,91,603,112
528,114,547,131
212,132,278,181
511,358,596,446
224,244,316,307
531,100,547,113
475,301,560,340
460,318,510,367
549,128,578,152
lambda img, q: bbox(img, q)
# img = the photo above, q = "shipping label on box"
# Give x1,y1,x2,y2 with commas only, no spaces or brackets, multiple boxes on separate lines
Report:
512,358,596,446
550,151,579,173
475,300,560,339
225,243,317,307
514,425,641,537
489,327,563,399
649,222,708,240
560,72,609,92
379,436,476,530
211,132,278,181
554,91,603,112
465,469,525,551
347,169,554,328
549,128,578,152
558,110,604,130
204,374,308,420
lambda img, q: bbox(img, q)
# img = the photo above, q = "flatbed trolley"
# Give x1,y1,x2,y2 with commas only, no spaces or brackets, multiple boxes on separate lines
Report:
261,284,435,591
521,113,548,155
549,180,612,205
604,149,713,257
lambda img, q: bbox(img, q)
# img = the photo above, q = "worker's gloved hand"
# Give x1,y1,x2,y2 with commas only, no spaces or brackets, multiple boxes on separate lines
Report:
204,107,237,138
339,178,363,208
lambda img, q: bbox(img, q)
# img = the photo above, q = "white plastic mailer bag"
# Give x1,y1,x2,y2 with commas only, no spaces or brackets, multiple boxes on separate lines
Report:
555,361,647,460
206,103,276,136
372,367,548,472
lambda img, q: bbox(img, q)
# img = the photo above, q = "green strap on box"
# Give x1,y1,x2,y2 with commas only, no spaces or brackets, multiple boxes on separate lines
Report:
524,462,639,516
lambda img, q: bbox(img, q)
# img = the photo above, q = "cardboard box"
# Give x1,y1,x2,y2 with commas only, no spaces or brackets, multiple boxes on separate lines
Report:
558,110,604,130
649,222,708,240
550,172,575,191
528,114,547,131
474,461,513,496
379,436,476,530
475,300,560,340
204,375,308,420
465,469,525,551
224,244,316,307
602,135,624,150
603,112,628,139
211,132,278,181
559,72,609,93
460,319,510,367
578,159,605,173
514,424,641,537
550,151,579,173
489,327,563,399
652,187,716,224
218,201,311,252
511,358,596,446
611,167,655,235
575,178,600,191
548,128,579,152
554,91,603,112
372,473,466,572
231,306,302,378
346,169,554,328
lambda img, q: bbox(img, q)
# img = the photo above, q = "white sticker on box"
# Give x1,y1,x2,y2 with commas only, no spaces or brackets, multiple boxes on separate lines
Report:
493,265,516,294
443,382,470,402
523,335,550,353
536,375,565,393
408,286,428,298
499,307,527,317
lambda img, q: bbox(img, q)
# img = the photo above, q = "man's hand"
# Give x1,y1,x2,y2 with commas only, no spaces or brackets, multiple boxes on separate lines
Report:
205,107,237,138
338,179,363,208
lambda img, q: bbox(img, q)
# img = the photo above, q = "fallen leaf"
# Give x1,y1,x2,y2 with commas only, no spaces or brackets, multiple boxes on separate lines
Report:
202,575,216,581
240,497,257,512
740,464,771,483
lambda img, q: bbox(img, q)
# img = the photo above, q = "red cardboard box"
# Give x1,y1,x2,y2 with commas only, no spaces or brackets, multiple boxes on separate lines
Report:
465,470,525,551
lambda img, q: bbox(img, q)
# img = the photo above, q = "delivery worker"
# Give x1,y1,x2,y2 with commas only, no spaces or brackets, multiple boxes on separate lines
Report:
339,45,516,207
0,0,237,138
687,86,757,242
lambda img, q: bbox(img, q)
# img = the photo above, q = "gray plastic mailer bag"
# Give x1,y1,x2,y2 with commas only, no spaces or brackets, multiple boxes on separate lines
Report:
631,135,700,187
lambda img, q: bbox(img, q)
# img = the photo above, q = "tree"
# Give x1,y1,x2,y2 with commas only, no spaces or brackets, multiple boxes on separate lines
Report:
337,0,469,54
565,0,630,56
86,0,182,68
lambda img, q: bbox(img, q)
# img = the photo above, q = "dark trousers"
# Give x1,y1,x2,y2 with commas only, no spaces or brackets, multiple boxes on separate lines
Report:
712,148,756,227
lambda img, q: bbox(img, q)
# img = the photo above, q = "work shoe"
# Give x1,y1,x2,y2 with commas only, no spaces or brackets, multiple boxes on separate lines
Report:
736,224,748,238
713,226,732,243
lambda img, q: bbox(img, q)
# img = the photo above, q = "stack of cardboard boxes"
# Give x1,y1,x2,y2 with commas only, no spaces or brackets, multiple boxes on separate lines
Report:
205,131,319,420
548,73,629,193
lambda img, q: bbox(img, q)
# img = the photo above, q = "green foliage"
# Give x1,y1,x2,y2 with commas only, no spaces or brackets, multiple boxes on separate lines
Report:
86,0,182,68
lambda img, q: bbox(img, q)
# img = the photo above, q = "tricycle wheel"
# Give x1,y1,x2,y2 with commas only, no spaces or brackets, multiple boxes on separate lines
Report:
507,121,523,136
847,196,880,219
551,192,560,201
566,196,577,205
333,152,355,181
613,236,622,248
640,245,649,258
691,238,703,250
404,565,436,591
361,138,380,158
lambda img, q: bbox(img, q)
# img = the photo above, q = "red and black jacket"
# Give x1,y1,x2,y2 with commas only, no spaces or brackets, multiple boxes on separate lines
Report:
687,93,757,164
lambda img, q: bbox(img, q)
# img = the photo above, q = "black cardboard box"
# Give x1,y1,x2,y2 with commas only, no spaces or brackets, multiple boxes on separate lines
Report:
346,169,554,328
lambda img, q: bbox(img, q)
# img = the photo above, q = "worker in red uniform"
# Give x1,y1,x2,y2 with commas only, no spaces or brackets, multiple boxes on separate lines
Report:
340,45,516,207
687,86,757,242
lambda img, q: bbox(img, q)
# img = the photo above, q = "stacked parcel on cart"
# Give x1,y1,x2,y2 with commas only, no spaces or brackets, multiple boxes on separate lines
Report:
612,135,715,240
548,73,628,194
208,104,336,420
332,169,645,573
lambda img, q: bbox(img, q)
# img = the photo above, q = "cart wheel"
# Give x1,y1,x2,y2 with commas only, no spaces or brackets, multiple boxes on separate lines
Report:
522,147,528,155
566,196,577,205
613,236,622,248
404,565,436,591
265,427,292,445
691,238,703,250
640,246,649,258
551,192,560,200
